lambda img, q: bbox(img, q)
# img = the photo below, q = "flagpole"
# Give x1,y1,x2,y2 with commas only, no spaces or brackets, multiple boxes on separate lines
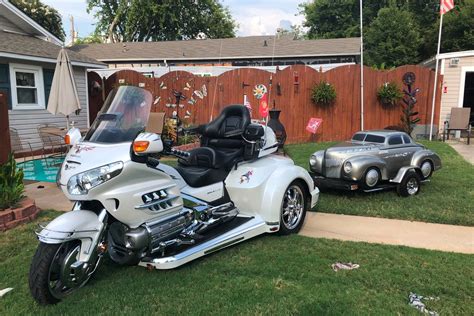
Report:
429,13,444,141
360,0,364,131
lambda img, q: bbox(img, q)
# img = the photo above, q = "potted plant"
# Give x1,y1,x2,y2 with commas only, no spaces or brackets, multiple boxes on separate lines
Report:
311,81,336,106
377,82,403,107
0,153,24,210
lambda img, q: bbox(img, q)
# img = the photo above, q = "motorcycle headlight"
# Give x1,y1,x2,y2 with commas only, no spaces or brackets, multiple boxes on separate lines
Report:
343,161,352,173
67,161,123,195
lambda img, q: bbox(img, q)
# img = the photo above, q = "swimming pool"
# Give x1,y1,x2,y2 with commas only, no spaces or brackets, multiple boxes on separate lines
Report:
17,157,64,183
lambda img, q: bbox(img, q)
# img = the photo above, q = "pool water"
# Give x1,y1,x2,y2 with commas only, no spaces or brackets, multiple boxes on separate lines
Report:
17,157,64,183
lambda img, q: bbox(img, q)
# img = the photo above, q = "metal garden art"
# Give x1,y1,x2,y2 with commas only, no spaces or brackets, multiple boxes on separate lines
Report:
401,72,421,134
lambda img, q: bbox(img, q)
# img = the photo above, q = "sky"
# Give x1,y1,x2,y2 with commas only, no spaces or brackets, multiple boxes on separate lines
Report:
41,0,307,43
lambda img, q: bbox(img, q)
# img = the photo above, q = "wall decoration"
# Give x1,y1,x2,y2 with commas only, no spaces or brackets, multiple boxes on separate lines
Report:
253,84,267,100
184,82,191,91
188,97,197,105
153,96,161,105
194,90,204,99
160,81,167,89
400,73,420,134
377,82,403,107
306,118,323,134
201,84,207,97
259,93,269,118
311,81,336,106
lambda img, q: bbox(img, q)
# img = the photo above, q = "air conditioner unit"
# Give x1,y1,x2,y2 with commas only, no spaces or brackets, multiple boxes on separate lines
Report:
449,58,460,66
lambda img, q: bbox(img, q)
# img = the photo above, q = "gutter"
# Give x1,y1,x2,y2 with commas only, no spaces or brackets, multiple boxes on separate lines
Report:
92,52,361,62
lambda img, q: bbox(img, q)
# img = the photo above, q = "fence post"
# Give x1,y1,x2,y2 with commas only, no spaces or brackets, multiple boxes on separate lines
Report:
0,92,11,164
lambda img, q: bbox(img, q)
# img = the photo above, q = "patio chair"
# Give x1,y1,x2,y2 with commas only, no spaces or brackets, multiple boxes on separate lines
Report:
443,108,472,145
37,123,67,163
146,112,165,134
9,127,34,162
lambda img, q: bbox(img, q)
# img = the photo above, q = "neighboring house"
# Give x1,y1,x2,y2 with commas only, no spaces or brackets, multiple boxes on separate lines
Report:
71,36,361,68
421,50,474,133
0,0,105,151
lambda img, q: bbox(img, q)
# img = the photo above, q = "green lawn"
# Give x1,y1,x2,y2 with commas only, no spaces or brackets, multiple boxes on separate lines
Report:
285,141,474,226
0,211,472,315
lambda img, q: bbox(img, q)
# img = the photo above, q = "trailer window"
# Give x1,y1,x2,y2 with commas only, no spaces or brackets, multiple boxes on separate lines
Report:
352,133,366,141
388,135,403,145
402,134,412,144
364,134,385,143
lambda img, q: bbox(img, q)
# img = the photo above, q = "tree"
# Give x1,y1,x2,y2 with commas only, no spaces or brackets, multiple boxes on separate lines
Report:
10,0,65,41
300,0,393,39
423,0,474,55
74,34,103,45
87,0,236,42
365,7,421,67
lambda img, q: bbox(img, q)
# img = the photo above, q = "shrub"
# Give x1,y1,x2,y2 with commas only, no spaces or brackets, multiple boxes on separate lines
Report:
311,81,336,106
0,153,25,210
377,82,403,106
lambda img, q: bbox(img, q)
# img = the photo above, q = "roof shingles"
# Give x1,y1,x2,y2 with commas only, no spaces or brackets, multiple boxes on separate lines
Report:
70,36,361,62
0,31,104,65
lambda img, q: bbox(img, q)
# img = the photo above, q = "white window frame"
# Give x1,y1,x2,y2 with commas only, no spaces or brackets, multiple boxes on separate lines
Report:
9,63,45,110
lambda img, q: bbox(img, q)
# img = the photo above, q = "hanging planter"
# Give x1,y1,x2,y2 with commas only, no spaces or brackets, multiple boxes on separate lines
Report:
377,81,403,107
311,81,336,106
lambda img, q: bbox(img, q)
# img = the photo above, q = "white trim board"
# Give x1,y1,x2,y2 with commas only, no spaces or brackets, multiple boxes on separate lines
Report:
437,50,474,60
0,52,107,69
0,0,62,45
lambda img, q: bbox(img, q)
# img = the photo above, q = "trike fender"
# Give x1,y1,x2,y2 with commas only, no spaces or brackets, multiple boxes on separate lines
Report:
225,155,317,224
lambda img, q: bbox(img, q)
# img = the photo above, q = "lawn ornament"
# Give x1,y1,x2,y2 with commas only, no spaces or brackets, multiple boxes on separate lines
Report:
253,84,267,99
309,130,441,196
30,86,319,305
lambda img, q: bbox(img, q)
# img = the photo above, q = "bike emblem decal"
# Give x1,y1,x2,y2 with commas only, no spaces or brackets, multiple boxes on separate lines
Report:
74,144,95,154
240,170,253,184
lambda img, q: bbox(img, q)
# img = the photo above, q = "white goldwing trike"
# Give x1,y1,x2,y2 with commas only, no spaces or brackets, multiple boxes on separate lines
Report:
29,86,319,305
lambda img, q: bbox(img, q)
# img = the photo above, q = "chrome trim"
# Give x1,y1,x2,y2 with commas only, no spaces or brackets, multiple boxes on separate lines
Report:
134,194,179,210
139,216,268,270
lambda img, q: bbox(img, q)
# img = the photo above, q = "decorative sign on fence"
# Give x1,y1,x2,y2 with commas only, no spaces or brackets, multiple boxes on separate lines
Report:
259,93,269,118
306,118,323,134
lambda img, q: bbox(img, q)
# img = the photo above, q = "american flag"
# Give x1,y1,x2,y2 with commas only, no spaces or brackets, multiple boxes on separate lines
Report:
440,0,455,15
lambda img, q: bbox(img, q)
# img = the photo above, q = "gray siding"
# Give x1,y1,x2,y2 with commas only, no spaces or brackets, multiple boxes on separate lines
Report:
8,62,89,151
0,15,23,33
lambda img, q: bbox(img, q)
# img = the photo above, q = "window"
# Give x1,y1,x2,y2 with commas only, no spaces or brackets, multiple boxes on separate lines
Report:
364,134,385,143
388,135,403,145
402,134,412,144
9,64,45,110
352,133,366,141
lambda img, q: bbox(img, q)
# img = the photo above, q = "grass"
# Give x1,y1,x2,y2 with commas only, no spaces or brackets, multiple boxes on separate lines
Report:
0,211,472,315
285,141,474,226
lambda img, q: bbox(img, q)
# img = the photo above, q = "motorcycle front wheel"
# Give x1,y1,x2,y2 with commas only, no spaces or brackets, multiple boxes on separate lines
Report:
29,241,93,305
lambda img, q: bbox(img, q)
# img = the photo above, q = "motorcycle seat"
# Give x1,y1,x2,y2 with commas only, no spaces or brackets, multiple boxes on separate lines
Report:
176,105,250,187
175,165,229,187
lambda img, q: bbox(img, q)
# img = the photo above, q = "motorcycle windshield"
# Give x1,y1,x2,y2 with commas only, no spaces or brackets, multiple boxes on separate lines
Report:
84,86,153,143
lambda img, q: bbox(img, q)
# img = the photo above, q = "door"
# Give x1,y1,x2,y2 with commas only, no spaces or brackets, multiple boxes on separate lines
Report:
384,135,417,178
462,71,474,125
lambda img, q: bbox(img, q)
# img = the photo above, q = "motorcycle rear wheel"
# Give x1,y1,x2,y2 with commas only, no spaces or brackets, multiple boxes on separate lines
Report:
29,241,91,305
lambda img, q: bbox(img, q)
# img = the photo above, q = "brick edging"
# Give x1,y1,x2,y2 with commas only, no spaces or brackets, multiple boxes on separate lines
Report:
0,198,40,231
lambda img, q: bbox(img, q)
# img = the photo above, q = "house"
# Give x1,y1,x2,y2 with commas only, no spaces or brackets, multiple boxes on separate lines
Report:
421,50,474,133
0,0,105,151
71,36,361,69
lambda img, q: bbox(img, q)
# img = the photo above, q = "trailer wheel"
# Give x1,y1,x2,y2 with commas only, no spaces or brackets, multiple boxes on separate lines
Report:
397,170,421,197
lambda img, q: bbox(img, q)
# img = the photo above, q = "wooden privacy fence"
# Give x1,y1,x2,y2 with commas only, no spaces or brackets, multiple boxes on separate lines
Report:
89,64,442,143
